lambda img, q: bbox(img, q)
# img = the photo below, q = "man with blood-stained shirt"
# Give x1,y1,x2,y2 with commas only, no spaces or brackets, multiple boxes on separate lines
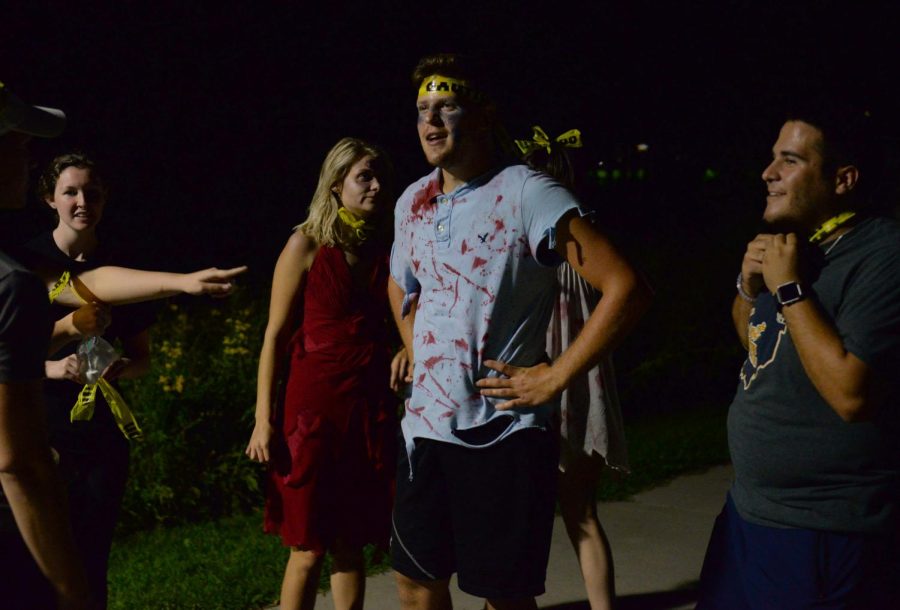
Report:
387,54,651,610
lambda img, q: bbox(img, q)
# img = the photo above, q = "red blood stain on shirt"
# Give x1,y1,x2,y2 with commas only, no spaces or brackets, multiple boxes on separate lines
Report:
409,181,441,221
423,354,453,370
412,259,421,272
431,257,445,284
461,240,470,254
494,218,505,232
453,338,469,351
424,331,437,345
442,263,495,303
472,256,488,269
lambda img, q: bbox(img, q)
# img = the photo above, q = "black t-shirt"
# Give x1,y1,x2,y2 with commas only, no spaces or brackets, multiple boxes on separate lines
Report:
0,250,51,383
0,248,52,518
23,232,157,452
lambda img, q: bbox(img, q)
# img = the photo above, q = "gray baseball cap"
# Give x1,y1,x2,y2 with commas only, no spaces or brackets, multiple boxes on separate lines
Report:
0,80,66,137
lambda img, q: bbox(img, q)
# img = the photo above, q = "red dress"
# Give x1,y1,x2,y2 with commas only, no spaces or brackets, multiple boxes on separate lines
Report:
264,245,397,553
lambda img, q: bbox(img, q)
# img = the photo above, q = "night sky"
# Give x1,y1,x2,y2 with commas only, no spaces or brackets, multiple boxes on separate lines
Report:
4,2,899,281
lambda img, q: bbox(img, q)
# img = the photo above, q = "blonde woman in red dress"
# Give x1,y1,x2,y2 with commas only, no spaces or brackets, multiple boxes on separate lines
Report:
246,138,402,610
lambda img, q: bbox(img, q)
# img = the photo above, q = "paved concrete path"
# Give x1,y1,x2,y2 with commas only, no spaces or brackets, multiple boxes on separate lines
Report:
274,464,734,609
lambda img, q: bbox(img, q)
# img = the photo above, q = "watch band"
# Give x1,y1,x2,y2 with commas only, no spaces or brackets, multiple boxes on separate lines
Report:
736,273,757,304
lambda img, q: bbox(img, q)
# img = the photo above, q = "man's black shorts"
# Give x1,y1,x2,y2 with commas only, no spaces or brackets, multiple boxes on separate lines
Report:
390,428,558,599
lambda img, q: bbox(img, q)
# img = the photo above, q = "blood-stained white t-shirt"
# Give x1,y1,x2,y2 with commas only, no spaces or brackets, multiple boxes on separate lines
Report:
391,163,581,465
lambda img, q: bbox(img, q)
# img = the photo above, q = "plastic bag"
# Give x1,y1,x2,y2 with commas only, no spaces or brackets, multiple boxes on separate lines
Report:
77,336,119,385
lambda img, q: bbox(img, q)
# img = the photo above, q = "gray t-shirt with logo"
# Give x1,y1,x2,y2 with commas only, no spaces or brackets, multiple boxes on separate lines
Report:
729,216,900,534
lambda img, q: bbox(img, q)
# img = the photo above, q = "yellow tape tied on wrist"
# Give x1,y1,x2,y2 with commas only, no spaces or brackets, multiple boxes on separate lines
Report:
72,379,143,441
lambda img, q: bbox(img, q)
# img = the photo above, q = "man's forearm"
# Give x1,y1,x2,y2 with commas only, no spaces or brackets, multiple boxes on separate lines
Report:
388,277,416,358
732,295,752,350
552,273,651,391
0,382,90,604
0,464,89,601
781,300,871,421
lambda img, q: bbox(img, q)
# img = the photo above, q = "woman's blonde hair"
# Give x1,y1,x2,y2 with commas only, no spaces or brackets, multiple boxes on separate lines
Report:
295,137,393,247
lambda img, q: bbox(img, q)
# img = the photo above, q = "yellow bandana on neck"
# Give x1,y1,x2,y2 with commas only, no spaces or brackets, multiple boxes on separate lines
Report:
809,211,856,244
337,206,373,244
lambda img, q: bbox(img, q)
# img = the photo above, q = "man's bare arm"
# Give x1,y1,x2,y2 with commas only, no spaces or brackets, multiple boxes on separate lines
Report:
478,211,652,408
0,381,92,608
763,233,873,421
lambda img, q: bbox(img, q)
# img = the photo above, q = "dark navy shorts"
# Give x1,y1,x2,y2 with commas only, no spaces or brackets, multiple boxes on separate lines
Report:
697,492,896,610
390,428,558,600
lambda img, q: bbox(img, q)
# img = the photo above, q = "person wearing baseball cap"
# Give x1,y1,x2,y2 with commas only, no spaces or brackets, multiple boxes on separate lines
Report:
0,81,66,139
0,81,96,609
2,83,247,608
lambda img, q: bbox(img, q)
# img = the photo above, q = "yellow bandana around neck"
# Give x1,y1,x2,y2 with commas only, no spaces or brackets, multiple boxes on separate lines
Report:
48,272,143,441
337,206,373,244
809,211,856,244
417,74,487,104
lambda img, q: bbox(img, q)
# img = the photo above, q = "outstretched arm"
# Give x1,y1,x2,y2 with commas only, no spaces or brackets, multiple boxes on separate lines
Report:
34,264,247,307
245,233,315,464
478,211,652,408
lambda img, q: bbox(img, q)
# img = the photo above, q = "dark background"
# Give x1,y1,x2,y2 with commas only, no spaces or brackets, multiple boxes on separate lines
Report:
4,1,899,411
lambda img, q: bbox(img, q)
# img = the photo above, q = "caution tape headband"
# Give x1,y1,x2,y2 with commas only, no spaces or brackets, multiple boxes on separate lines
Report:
417,74,488,104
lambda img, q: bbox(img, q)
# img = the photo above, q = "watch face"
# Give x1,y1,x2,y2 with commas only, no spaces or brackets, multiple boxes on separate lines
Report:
776,282,804,305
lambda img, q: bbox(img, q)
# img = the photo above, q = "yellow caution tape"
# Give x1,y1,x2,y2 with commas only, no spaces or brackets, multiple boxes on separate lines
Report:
48,270,71,303
49,272,143,441
515,126,583,156
71,378,143,441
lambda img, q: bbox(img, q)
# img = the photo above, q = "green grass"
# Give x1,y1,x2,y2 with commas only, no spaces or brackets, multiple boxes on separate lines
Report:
108,404,731,609
596,404,730,501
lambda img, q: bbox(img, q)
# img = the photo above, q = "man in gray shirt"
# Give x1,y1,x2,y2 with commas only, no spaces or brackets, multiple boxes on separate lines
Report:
698,106,899,609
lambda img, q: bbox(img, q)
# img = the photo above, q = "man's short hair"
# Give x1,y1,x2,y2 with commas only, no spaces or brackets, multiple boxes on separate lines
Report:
785,101,883,204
